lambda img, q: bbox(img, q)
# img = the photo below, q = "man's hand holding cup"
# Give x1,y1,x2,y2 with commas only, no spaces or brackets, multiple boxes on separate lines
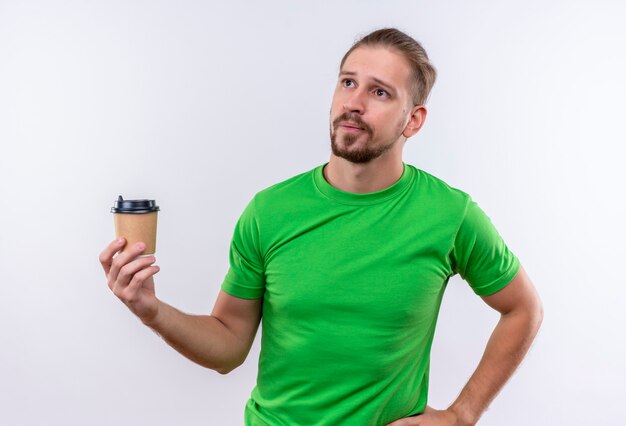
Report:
100,238,161,324
101,195,162,324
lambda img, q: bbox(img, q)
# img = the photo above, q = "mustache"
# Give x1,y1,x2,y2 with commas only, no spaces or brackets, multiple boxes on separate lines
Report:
332,113,373,135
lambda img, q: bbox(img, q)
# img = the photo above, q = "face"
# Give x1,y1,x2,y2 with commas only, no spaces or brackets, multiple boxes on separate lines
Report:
329,46,418,164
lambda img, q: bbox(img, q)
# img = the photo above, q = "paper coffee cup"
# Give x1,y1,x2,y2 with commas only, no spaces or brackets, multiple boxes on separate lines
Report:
111,195,159,255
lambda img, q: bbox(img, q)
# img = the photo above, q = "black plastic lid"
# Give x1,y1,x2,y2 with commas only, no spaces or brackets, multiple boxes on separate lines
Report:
111,195,160,214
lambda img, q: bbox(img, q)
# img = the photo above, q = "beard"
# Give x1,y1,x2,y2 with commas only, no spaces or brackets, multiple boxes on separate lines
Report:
329,112,402,164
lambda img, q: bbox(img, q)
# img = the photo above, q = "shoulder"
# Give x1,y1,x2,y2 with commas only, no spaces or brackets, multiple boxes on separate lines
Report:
258,167,315,195
250,165,319,211
408,165,472,212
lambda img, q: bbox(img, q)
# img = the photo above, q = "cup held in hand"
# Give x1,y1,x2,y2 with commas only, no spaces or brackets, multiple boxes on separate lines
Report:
111,195,159,255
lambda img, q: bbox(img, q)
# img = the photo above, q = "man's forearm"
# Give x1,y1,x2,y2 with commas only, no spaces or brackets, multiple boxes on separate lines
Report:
144,301,246,374
448,307,543,424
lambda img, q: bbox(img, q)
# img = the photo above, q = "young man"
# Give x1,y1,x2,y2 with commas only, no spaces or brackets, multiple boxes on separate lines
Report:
100,28,543,426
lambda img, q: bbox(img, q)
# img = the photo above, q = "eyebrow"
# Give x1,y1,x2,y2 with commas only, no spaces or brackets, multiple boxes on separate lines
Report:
339,70,397,95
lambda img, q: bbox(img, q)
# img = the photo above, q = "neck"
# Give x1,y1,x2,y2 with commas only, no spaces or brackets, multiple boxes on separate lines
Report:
323,153,405,194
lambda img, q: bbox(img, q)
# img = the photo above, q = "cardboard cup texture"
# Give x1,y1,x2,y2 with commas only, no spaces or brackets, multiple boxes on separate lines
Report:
114,211,158,255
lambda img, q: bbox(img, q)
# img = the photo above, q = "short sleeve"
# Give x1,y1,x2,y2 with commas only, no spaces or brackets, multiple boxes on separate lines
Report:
221,197,266,299
451,198,520,296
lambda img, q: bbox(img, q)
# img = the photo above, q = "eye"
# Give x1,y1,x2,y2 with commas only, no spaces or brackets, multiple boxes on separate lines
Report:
375,88,389,98
342,78,355,88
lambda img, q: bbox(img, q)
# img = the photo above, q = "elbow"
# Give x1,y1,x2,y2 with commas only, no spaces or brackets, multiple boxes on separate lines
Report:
215,363,238,375
215,367,233,375
507,295,544,336
213,357,245,375
215,364,241,375
525,295,544,337
534,298,544,331
521,283,544,333
532,291,544,324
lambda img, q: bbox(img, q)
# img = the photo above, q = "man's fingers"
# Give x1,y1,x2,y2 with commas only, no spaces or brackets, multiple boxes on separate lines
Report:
121,265,161,304
108,242,148,284
112,255,157,292
99,238,126,275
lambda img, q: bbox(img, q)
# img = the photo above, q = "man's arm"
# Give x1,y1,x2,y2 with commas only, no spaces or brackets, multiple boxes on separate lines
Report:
146,290,262,375
447,265,543,424
387,265,543,426
100,238,263,375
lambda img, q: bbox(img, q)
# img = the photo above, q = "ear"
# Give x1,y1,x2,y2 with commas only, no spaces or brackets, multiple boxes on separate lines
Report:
402,105,427,139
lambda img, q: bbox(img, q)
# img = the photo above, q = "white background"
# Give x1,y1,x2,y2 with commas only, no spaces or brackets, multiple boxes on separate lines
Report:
1,1,625,425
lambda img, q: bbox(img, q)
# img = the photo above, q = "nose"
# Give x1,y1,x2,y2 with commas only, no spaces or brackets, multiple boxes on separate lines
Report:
343,88,366,115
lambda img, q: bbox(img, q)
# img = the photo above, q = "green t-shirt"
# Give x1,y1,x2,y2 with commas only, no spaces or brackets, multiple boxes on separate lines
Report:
221,162,520,426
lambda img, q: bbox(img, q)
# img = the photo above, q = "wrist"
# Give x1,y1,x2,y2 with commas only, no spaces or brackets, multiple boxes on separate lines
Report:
448,403,478,426
141,299,165,329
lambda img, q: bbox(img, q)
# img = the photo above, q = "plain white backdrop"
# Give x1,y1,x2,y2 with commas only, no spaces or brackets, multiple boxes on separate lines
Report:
1,1,625,425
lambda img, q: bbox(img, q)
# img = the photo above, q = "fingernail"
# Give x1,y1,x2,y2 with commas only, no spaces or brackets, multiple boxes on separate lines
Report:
117,238,124,244
136,242,145,250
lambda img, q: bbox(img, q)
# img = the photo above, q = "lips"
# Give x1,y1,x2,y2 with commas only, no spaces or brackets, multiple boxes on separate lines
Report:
339,122,364,130
333,114,371,135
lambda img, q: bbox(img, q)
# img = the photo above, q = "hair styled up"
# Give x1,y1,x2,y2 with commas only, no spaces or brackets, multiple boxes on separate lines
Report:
340,28,437,106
